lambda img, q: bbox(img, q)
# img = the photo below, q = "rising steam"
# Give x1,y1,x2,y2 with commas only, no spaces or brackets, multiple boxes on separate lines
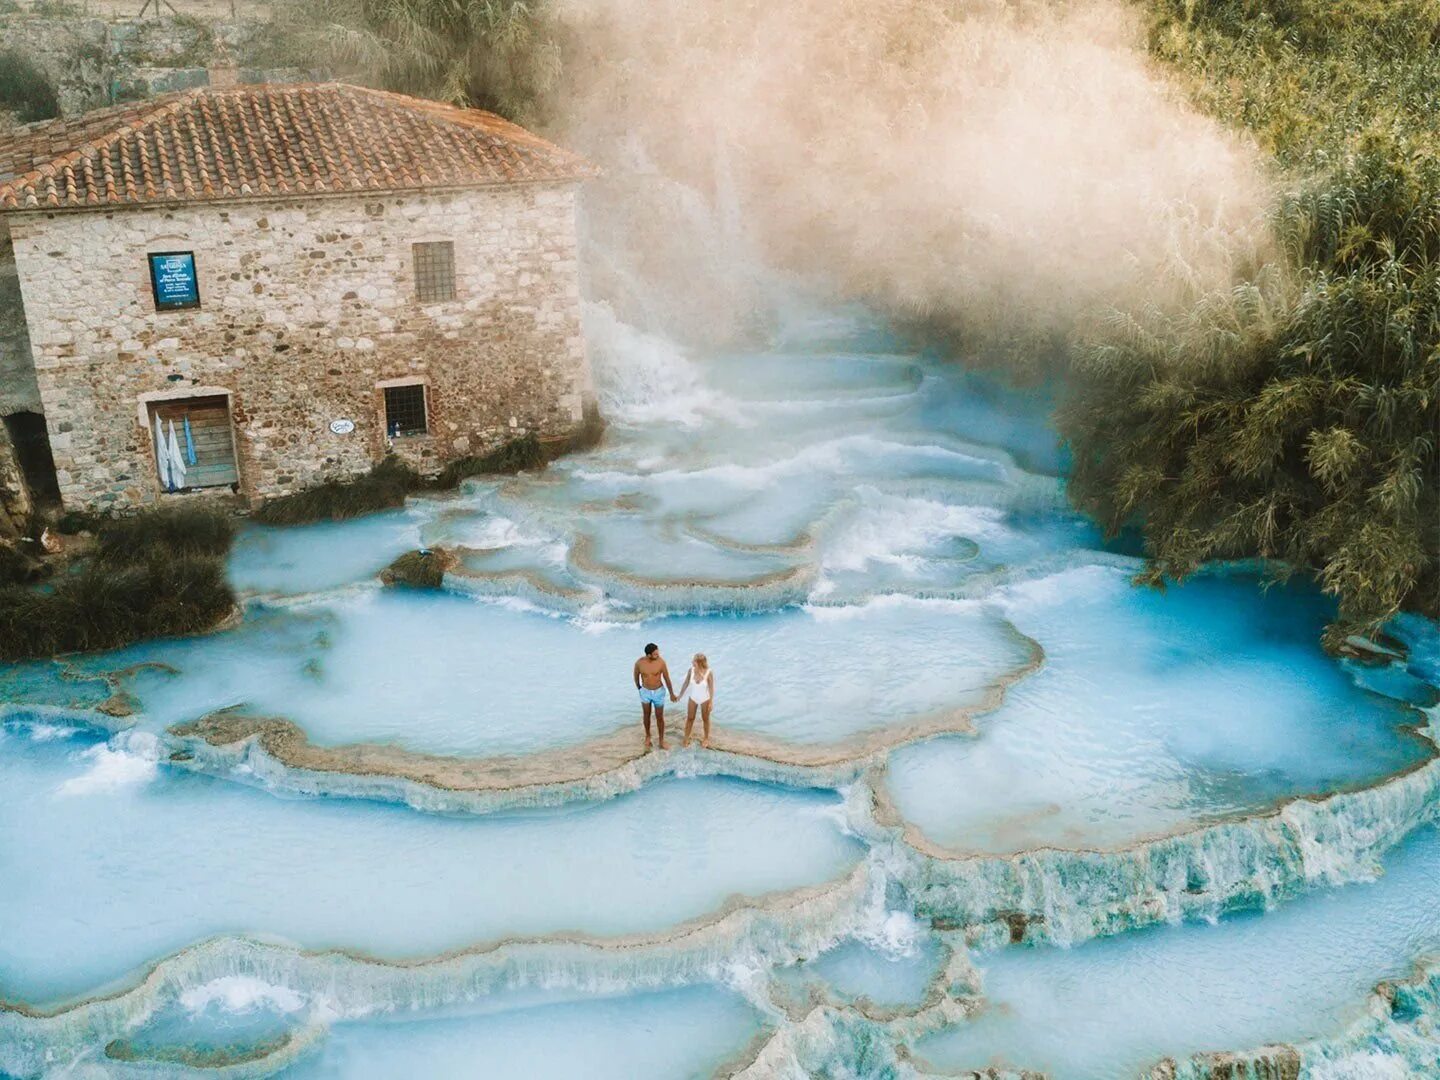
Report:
545,0,1272,350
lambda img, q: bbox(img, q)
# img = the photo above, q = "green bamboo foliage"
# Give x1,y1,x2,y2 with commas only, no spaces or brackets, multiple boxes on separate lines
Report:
277,0,560,122
1063,0,1440,647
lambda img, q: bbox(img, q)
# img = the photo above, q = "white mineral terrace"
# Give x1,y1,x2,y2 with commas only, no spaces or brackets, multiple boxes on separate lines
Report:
1,303,1436,1077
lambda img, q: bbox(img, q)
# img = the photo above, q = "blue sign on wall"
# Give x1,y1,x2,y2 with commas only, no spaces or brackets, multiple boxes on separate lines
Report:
148,251,200,311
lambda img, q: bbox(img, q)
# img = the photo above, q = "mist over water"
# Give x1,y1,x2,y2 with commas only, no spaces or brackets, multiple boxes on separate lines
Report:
549,0,1271,347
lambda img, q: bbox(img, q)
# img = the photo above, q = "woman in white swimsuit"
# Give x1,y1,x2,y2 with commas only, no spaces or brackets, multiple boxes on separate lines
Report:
678,653,716,749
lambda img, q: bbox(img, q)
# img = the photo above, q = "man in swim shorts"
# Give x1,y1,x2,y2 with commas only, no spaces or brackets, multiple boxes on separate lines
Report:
633,642,676,751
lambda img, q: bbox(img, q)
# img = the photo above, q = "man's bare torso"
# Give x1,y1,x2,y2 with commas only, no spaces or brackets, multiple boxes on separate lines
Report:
636,656,668,689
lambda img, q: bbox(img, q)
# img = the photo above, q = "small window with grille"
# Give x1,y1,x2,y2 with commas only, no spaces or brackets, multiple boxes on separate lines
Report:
383,383,428,438
412,241,456,302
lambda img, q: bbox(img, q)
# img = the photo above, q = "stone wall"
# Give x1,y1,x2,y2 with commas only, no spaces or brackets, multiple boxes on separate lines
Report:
0,221,41,531
6,184,593,509
0,223,42,415
0,15,110,117
0,14,317,118
0,425,29,536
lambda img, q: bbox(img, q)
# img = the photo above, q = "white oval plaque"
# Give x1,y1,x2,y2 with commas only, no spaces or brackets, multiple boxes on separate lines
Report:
329,418,355,435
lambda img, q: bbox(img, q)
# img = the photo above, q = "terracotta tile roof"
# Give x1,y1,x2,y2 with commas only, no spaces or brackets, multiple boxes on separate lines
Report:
0,83,597,212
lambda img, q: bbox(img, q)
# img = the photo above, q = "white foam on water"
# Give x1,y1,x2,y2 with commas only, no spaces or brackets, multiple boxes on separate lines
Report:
717,956,771,1004
574,435,1002,492
449,515,536,551
455,591,576,623
985,561,1122,616
820,489,1009,574
56,731,161,797
180,975,307,1016
1307,1052,1414,1080
854,909,923,961
576,608,633,632
802,592,982,622
584,302,739,429
799,798,857,835
808,577,837,599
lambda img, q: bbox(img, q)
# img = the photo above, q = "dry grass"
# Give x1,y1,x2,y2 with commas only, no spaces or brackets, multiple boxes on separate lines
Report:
252,456,418,526
0,504,237,660
254,429,601,526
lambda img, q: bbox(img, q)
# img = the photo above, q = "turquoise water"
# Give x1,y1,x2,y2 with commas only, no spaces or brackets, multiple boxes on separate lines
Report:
229,508,424,597
780,924,945,1009
913,825,1440,1078
885,567,1428,853
0,724,861,1005
286,987,766,1079
35,590,1027,756
1,303,1436,1075
101,983,766,1079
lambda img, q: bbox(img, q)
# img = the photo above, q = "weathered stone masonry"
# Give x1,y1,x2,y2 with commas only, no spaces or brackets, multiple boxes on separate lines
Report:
10,185,592,509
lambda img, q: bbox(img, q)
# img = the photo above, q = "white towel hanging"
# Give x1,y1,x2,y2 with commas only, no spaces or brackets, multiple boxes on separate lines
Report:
167,420,187,491
154,415,171,490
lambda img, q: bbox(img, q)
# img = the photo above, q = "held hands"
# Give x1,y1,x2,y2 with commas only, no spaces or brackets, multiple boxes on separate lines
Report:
670,693,679,702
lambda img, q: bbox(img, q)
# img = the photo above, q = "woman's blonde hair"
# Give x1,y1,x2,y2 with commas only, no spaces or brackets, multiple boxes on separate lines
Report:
692,653,708,671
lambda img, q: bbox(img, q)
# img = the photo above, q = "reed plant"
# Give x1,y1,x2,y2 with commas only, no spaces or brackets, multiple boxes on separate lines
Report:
253,431,574,526
252,455,419,526
432,433,546,488
0,507,237,660
93,504,237,562
1061,0,1440,646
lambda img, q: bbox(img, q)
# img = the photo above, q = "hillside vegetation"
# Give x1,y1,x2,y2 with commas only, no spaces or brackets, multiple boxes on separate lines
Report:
1060,0,1439,646
270,0,556,122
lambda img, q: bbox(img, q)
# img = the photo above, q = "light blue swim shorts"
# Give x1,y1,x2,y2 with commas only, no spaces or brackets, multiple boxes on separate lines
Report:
638,685,668,707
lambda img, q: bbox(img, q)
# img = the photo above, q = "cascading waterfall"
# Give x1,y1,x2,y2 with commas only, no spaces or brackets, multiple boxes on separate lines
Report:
1,296,1437,1078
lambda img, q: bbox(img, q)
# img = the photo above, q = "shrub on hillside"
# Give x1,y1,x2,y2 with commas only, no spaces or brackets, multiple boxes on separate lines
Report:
0,48,59,123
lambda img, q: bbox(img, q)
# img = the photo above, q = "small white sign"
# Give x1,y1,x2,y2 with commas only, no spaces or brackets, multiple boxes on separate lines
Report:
329,418,356,435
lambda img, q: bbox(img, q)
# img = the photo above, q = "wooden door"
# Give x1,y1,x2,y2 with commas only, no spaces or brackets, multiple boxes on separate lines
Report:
149,395,239,489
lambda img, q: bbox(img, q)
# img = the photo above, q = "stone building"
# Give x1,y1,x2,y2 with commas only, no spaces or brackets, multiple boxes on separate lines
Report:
0,82,597,513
